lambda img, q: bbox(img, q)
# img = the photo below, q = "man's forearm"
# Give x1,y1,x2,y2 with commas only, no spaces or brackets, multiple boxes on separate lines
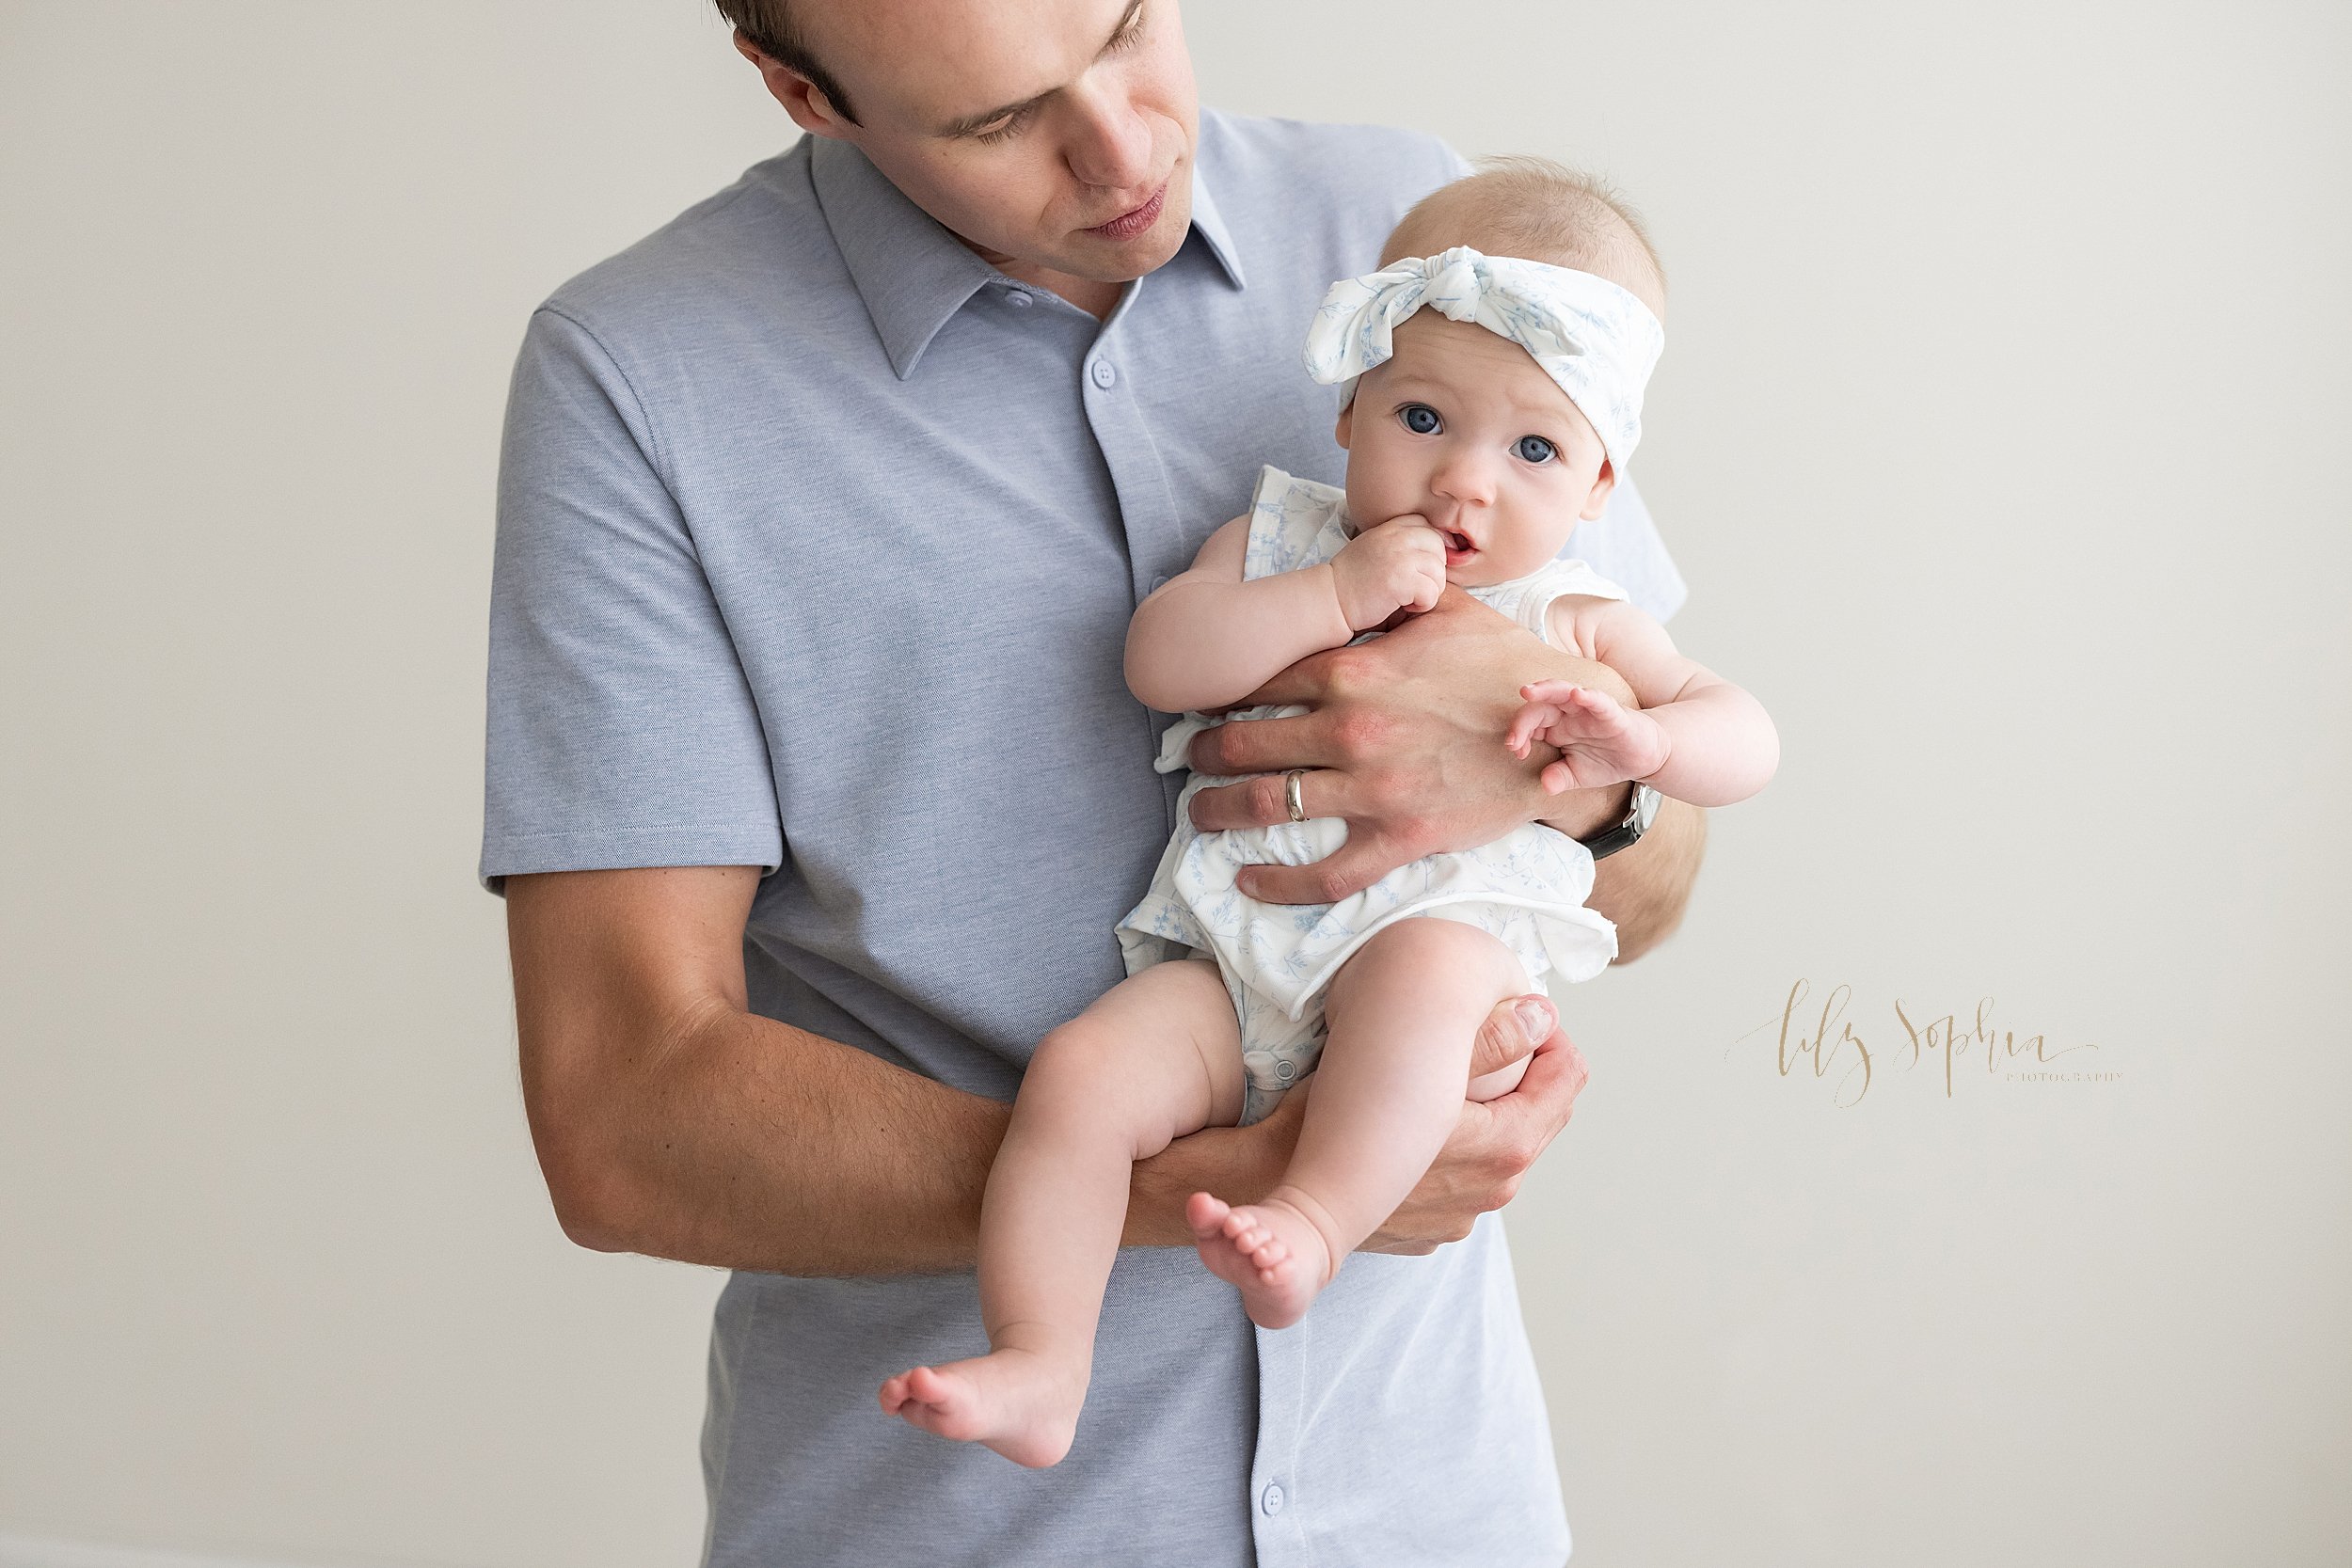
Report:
1587,797,1706,962
540,1003,1004,1274
508,865,1276,1277
534,1004,1285,1275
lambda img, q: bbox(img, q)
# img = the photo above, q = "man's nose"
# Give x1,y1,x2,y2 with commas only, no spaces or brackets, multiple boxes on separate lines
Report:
1062,80,1154,190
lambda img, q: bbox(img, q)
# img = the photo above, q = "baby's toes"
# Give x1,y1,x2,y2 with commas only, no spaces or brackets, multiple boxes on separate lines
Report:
1186,1192,1232,1238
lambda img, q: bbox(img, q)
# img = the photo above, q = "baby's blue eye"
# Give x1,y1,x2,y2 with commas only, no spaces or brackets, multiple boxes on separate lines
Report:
1398,404,1441,435
1514,435,1558,464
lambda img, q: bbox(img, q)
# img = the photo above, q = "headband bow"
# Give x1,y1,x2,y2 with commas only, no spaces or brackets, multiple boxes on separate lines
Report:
1301,245,1665,475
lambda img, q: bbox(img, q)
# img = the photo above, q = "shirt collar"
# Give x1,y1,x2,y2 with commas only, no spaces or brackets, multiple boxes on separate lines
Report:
808,135,1248,381
1185,158,1248,293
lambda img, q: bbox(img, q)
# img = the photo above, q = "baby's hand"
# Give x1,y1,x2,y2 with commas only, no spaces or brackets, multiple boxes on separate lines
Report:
1329,516,1446,631
1506,680,1671,795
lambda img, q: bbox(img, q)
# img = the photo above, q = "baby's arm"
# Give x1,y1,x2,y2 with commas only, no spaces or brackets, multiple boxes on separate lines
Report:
1505,597,1779,807
1125,515,1448,714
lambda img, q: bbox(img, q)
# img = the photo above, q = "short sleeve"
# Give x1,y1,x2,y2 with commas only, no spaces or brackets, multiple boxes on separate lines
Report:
1561,474,1687,624
477,305,783,895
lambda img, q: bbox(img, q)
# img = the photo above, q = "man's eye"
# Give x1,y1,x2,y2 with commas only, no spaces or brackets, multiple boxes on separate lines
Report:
1399,404,1441,435
1108,2,1149,51
1513,435,1558,464
974,110,1029,145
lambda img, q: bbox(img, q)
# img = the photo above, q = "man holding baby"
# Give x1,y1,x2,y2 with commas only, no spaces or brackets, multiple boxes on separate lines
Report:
484,0,1705,1562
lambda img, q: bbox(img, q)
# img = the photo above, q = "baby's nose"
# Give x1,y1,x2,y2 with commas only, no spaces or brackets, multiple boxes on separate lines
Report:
1432,455,1497,503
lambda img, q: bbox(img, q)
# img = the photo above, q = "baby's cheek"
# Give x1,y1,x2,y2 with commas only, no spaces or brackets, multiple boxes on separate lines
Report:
1343,453,1416,525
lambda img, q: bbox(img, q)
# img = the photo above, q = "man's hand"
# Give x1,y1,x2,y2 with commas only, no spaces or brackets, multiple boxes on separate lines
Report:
1186,584,1639,904
1218,992,1590,1255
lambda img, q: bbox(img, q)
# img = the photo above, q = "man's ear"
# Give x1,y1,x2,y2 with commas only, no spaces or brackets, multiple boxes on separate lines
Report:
1581,458,1618,521
1333,401,1354,451
734,30,852,139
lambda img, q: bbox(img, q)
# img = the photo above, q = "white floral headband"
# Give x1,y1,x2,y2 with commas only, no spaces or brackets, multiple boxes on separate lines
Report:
1301,245,1666,475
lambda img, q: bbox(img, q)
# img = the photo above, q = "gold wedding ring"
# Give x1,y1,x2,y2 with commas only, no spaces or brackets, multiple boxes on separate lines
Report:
1283,768,1309,823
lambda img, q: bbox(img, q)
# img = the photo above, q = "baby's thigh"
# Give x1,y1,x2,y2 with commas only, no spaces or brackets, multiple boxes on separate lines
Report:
1327,914,1532,1014
1324,915,1535,1101
1025,956,1246,1157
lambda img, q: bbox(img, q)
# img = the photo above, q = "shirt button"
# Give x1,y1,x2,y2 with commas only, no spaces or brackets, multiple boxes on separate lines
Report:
1262,1482,1286,1515
1091,358,1118,388
1150,574,1170,593
1007,290,1033,308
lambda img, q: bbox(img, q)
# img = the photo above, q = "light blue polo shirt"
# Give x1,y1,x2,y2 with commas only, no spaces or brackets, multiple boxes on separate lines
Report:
483,109,1684,1568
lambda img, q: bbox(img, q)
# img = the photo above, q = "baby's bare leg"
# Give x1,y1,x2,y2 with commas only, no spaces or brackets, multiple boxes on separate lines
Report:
879,957,1243,1467
1189,917,1529,1329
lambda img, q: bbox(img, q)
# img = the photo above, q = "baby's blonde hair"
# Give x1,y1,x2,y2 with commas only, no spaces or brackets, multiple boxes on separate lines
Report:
1382,156,1667,320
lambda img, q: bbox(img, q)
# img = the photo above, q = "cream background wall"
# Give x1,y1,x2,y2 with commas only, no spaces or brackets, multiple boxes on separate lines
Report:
2,2,2345,1565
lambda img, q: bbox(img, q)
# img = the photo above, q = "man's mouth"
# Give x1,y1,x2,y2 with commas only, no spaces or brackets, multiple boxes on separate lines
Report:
1086,182,1168,240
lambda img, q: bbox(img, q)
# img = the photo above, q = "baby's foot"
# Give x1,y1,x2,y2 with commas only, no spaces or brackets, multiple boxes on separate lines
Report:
1186,1190,1336,1330
877,1347,1088,1468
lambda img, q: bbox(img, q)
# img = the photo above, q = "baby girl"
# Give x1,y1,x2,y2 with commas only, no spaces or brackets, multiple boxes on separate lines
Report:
881,160,1779,1467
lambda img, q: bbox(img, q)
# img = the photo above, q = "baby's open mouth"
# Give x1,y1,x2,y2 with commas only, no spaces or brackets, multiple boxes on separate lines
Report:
1442,530,1473,554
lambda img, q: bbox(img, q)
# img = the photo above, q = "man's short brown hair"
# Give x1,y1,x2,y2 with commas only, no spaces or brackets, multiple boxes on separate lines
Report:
714,1,862,125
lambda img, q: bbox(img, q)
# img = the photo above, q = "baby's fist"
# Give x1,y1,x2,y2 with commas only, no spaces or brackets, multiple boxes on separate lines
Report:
1330,518,1447,631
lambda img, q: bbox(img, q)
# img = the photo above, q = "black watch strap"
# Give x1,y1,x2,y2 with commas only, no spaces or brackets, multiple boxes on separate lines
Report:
1579,782,1661,861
